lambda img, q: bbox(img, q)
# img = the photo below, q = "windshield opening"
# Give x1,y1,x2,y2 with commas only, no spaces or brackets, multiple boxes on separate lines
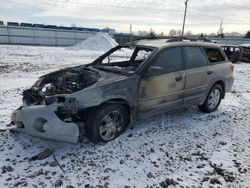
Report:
92,45,155,74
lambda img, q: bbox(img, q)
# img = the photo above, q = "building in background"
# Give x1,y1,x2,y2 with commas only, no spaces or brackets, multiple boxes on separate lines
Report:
0,21,116,46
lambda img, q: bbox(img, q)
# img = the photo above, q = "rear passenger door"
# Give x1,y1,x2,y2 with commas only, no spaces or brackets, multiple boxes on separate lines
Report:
183,46,211,105
203,47,229,87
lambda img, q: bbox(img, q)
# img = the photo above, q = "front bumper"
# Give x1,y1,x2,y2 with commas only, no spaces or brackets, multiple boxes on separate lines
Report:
10,105,79,144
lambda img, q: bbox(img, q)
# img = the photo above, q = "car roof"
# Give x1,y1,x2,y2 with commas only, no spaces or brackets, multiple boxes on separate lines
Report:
131,39,221,49
220,44,239,47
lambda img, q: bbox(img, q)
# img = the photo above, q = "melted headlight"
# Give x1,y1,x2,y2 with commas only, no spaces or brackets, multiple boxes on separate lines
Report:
45,96,66,105
57,97,78,114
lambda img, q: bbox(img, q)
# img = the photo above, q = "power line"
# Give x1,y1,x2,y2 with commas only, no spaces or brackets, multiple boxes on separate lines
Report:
48,0,250,22
49,0,183,12
217,2,250,10
49,0,249,24
7,0,246,22
6,0,250,27
51,0,250,12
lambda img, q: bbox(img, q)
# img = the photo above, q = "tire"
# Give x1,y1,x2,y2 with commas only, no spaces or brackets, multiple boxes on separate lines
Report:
198,84,222,113
85,104,129,143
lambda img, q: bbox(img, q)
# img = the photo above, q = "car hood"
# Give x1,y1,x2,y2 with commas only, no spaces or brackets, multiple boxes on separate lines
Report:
23,64,128,105
39,64,128,85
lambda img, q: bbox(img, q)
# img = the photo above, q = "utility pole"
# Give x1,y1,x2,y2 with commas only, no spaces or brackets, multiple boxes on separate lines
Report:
217,18,224,38
130,24,132,42
218,18,223,35
181,0,189,37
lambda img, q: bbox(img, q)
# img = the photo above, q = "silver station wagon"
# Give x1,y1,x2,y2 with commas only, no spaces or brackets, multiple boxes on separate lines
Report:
10,39,235,143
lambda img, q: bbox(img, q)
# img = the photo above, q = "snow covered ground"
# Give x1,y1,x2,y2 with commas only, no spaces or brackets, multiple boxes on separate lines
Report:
0,45,249,188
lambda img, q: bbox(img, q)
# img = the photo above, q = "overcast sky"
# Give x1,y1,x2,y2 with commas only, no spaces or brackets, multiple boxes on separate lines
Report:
1,0,250,34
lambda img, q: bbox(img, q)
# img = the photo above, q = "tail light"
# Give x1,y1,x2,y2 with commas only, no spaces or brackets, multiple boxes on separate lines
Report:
229,62,235,72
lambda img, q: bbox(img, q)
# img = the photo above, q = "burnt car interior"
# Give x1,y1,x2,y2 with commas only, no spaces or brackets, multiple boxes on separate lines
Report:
89,45,155,73
204,48,225,62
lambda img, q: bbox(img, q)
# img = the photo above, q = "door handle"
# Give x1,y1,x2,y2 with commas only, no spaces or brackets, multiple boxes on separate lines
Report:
207,70,213,75
175,75,183,81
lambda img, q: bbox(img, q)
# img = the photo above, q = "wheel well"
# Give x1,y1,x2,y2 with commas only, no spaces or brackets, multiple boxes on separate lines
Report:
103,99,131,115
80,99,131,123
214,80,225,98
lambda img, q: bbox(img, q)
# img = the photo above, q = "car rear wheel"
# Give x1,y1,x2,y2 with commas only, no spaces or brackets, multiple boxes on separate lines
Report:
85,104,129,143
198,84,222,113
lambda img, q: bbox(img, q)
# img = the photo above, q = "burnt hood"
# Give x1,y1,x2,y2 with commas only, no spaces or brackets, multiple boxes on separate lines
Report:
23,65,101,105
39,65,86,79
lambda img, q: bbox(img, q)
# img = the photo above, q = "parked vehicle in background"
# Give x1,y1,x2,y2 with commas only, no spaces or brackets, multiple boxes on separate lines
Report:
239,44,250,63
221,44,250,63
7,22,19,26
221,45,242,63
10,40,234,144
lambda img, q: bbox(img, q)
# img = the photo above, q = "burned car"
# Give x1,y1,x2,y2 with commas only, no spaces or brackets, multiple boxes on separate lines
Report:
10,40,234,143
221,44,250,63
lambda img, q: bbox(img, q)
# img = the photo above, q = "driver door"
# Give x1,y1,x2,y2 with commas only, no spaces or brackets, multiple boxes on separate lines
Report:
137,47,185,118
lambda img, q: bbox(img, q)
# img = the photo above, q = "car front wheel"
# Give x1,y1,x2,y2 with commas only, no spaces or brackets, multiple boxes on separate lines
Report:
85,104,129,143
198,84,222,113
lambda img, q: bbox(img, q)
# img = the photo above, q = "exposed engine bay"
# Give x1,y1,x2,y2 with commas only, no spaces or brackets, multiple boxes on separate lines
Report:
23,66,100,106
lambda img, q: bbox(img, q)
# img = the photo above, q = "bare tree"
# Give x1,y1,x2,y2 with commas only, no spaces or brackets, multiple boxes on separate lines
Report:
246,31,250,38
148,28,156,38
185,30,192,36
208,33,216,37
169,29,177,36
137,30,149,36
176,30,182,36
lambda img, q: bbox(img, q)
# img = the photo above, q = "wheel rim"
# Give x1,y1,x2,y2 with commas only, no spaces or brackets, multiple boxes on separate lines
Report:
207,88,221,110
99,110,124,141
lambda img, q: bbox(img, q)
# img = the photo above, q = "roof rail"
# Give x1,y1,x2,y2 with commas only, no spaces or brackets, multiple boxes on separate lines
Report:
166,37,214,43
166,37,196,42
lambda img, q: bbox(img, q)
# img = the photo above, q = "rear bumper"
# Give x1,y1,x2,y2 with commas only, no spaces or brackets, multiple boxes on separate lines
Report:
226,76,234,92
10,105,79,144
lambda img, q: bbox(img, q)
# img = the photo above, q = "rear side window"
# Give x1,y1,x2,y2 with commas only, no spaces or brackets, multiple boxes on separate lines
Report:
153,47,183,73
183,47,207,69
204,48,225,63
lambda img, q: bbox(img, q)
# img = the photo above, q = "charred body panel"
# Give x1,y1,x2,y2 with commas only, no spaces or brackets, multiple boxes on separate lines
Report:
70,74,139,109
137,71,185,118
11,105,79,143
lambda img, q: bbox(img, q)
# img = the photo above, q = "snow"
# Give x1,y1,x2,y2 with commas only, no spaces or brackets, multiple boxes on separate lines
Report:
0,45,250,188
239,44,250,48
67,33,118,52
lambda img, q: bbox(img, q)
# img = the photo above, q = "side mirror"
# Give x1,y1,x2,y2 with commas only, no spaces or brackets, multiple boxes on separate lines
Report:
144,66,164,77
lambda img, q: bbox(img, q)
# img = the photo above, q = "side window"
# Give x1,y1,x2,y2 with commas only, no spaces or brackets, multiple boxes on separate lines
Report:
102,47,134,64
204,48,226,63
152,47,183,74
135,49,152,61
183,47,207,69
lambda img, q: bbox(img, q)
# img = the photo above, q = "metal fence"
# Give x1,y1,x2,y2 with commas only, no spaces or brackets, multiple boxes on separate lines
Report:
0,25,97,46
210,38,250,45
113,33,250,45
1,25,250,46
